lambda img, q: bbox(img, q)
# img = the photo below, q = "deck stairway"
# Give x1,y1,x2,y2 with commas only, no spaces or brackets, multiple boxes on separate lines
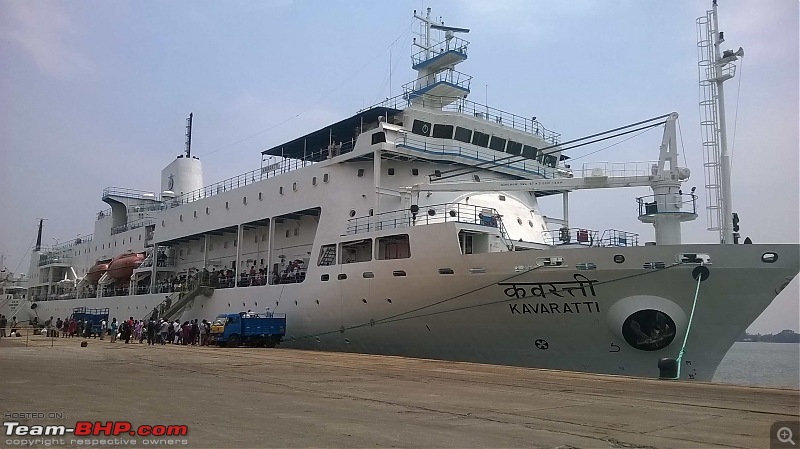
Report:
145,282,214,322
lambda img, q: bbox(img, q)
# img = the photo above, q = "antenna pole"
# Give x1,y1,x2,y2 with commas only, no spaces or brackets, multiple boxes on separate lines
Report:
712,1,734,244
34,218,45,252
185,113,193,158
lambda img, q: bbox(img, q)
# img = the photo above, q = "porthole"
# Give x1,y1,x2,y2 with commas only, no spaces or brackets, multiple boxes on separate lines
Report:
517,218,523,225
338,274,347,280
362,298,367,304
255,301,258,306
206,207,209,215
613,255,625,264
357,169,365,177
294,228,299,236
349,209,356,217
225,201,229,209
369,209,373,216
762,252,778,263
323,174,329,183
285,230,290,238
528,220,534,227
499,195,506,201
320,275,329,282
193,210,197,218
259,192,263,201
243,196,247,205
279,186,284,195
312,176,317,185
388,168,395,176
622,309,676,351
180,215,183,222
449,210,456,217
428,209,436,216
438,268,454,275
345,338,350,343
412,168,419,176
316,299,320,304
295,300,298,305
362,272,374,278
473,174,480,182
386,298,392,304
292,182,297,191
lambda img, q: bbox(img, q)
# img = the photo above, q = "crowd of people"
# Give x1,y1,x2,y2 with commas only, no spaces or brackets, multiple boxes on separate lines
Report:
0,314,214,347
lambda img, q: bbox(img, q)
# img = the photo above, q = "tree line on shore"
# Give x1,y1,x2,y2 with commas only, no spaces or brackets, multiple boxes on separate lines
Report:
737,329,799,343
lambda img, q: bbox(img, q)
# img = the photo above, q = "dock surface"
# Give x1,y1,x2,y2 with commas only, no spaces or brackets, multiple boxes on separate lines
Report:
0,335,797,448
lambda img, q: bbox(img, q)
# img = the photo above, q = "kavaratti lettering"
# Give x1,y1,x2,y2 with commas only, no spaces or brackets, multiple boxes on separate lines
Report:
498,273,598,300
509,301,600,314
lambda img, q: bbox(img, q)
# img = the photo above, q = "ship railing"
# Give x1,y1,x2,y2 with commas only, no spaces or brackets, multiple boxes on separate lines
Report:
102,186,158,200
368,93,561,144
411,36,470,67
347,202,509,235
96,208,112,221
50,234,93,251
579,161,658,179
402,69,473,95
599,229,639,247
37,255,73,267
636,193,698,216
111,218,154,236
396,134,565,178
541,228,600,247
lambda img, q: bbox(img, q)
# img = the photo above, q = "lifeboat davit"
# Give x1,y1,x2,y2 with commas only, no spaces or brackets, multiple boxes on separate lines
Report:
106,252,145,282
86,261,109,284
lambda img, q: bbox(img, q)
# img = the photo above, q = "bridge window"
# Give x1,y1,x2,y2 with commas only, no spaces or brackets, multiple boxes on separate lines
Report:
432,124,453,139
506,140,522,155
522,145,539,159
454,126,472,144
489,136,507,152
371,131,386,145
412,119,432,136
471,131,490,148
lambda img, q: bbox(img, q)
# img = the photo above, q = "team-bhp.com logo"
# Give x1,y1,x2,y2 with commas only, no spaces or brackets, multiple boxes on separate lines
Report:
3,421,189,445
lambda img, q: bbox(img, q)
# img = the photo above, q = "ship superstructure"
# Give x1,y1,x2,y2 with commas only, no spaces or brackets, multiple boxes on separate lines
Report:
6,6,797,381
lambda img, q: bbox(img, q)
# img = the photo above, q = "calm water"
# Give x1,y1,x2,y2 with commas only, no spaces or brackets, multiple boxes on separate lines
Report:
713,342,800,388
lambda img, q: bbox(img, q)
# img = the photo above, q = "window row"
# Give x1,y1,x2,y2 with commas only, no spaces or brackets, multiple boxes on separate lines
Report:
317,234,410,266
411,119,559,168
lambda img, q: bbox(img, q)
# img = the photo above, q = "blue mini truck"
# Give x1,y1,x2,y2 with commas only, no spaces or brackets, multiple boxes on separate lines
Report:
209,312,286,348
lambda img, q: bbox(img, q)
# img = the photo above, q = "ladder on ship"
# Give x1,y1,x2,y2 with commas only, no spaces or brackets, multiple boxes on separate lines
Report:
318,246,336,266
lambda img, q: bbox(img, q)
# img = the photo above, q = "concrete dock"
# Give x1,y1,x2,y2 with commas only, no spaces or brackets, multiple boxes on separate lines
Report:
0,333,797,448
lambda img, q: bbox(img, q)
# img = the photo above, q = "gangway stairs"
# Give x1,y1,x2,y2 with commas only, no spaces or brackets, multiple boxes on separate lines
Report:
145,283,213,322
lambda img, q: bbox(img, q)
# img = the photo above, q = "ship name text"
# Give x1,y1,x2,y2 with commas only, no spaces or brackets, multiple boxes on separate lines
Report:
509,301,600,314
498,274,598,300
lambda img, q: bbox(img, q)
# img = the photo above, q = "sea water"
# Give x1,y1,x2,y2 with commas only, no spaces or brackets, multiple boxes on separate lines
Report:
713,342,800,389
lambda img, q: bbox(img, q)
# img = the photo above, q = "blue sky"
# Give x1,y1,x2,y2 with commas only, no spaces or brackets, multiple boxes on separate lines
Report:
1,0,797,333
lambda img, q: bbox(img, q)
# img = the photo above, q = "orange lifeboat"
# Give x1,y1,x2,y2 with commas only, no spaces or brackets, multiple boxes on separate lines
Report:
86,261,109,284
106,252,145,282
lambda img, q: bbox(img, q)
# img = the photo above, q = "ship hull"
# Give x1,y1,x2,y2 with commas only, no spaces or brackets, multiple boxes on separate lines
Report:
17,242,797,381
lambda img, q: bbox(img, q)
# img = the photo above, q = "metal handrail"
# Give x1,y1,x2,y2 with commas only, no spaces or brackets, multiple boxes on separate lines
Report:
403,69,472,94
636,193,698,216
411,36,470,66
102,186,157,200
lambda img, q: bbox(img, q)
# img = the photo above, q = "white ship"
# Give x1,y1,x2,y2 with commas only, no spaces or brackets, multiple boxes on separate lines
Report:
6,5,797,381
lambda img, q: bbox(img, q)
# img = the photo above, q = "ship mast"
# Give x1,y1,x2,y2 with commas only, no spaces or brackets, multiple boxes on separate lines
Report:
697,0,743,244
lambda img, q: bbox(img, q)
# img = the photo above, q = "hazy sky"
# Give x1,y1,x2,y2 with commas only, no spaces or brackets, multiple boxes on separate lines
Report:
1,0,797,333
